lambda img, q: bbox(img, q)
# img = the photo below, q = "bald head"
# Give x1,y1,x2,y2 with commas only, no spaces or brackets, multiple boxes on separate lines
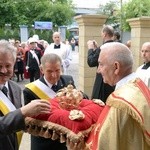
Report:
142,42,150,47
141,42,150,63
97,42,133,86
52,32,61,44
101,42,133,66
53,32,60,37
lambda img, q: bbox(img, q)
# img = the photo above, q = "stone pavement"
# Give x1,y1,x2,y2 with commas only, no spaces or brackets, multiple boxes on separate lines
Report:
18,50,79,150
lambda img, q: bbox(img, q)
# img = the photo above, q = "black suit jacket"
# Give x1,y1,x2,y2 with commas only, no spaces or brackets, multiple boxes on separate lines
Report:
23,75,75,105
23,75,75,150
25,49,41,71
87,40,115,103
0,80,25,150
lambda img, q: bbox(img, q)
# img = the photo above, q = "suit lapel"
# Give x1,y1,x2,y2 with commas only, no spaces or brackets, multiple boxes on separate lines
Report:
39,76,47,85
57,79,65,90
8,81,21,108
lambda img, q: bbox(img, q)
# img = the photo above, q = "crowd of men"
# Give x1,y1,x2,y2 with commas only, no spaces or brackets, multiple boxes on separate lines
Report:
0,25,149,150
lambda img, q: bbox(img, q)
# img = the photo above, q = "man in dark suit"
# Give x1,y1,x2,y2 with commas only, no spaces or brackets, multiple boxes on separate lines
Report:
23,53,76,150
0,39,50,150
25,37,42,82
87,25,115,103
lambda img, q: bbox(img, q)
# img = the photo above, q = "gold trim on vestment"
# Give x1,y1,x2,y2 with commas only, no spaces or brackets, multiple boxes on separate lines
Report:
25,83,50,100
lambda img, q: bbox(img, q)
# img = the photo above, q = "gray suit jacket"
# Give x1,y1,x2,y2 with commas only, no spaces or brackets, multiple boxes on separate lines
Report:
0,80,25,150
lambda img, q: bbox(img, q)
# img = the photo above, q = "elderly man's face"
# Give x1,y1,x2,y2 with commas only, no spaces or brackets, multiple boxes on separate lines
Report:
0,52,15,84
141,44,150,63
97,51,116,86
41,61,62,84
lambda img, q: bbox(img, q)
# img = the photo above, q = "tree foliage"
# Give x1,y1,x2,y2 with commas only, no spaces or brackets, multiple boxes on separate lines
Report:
0,0,75,28
122,0,150,31
97,0,150,31
97,1,120,28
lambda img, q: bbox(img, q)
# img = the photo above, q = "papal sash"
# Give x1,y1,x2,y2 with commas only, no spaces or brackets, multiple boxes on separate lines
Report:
25,79,56,100
0,91,23,146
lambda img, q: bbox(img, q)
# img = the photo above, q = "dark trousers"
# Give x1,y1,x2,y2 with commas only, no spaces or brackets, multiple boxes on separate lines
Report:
28,69,40,82
31,136,67,150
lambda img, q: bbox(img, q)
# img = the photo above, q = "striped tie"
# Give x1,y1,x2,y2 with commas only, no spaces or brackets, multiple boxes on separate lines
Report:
51,85,58,92
2,86,8,97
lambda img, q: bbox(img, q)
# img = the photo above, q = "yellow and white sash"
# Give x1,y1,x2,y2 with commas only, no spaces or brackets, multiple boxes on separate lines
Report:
25,79,56,100
0,91,23,146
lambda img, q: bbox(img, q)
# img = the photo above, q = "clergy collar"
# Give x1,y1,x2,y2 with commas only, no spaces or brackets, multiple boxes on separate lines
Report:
54,44,60,49
142,62,150,69
54,43,60,46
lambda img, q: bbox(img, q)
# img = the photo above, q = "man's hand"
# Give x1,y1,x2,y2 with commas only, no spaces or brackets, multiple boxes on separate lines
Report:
87,40,98,50
21,100,51,117
93,99,105,106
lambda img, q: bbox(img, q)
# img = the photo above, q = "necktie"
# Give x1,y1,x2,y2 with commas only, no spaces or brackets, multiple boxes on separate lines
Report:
2,86,8,97
51,84,58,92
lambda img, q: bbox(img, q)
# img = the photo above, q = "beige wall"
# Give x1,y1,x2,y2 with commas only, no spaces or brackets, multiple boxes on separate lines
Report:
75,15,107,98
75,15,150,98
127,17,150,71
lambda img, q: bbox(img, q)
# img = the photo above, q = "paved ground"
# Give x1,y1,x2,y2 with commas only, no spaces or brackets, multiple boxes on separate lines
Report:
18,50,79,150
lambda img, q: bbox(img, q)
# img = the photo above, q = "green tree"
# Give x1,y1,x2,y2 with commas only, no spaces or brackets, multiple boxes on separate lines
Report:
97,0,150,32
122,0,150,31
0,0,75,28
0,0,16,28
97,1,119,27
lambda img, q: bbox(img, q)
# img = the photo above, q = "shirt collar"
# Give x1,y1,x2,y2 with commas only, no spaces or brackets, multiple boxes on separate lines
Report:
115,72,136,90
0,82,8,90
43,76,57,88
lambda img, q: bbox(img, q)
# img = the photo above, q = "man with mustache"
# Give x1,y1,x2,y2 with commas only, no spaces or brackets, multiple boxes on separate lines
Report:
0,39,50,150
